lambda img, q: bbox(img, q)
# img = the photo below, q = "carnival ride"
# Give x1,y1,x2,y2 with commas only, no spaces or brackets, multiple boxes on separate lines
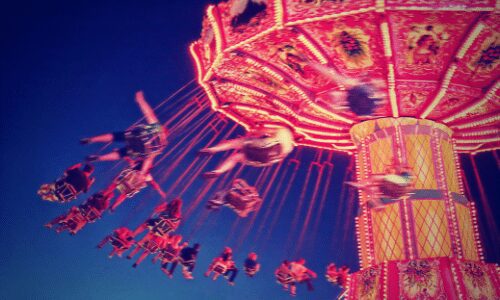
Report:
40,0,499,298
189,0,500,298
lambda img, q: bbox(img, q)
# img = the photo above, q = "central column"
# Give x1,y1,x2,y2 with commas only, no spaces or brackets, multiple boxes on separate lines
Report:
350,117,479,265
342,118,499,299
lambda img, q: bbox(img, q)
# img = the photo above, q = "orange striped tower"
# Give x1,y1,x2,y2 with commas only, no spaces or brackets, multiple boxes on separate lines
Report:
347,117,499,299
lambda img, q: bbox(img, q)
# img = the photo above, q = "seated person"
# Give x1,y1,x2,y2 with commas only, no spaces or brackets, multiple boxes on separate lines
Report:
108,159,166,212
207,179,262,217
337,266,350,287
97,227,135,258
133,198,182,237
44,206,83,234
83,91,168,163
78,187,113,221
157,235,185,276
201,126,295,178
290,258,317,292
229,0,267,28
244,252,261,277
166,243,201,280
379,168,414,199
309,62,386,116
205,247,238,285
127,231,169,268
38,163,95,203
45,187,113,234
346,165,414,209
325,264,349,287
275,260,296,296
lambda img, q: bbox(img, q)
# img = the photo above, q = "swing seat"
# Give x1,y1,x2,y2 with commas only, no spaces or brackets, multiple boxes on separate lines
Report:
125,123,166,157
160,246,179,262
54,179,79,203
245,267,258,276
116,169,147,198
276,272,295,284
110,235,134,250
150,218,180,237
79,204,102,222
213,261,228,275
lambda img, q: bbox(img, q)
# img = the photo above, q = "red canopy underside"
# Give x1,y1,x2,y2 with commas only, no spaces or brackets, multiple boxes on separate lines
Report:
191,0,499,154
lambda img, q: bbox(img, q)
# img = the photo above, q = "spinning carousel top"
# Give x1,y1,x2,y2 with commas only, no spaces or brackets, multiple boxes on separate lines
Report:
190,0,499,154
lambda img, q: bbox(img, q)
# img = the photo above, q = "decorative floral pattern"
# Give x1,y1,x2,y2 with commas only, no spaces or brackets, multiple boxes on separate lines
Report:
329,27,373,69
460,261,496,300
390,11,474,78
407,24,450,65
192,0,499,153
356,267,380,299
398,260,445,299
339,31,364,57
467,35,500,77
476,43,500,69
299,0,345,5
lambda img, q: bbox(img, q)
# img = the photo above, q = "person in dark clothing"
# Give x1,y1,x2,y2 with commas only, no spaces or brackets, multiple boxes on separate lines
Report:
244,252,261,277
308,62,386,116
167,243,201,279
82,190,112,212
82,91,167,166
38,163,95,203
230,0,267,29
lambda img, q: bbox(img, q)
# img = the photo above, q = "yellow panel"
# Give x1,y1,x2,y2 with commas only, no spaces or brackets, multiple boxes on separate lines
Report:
371,203,405,263
351,120,376,140
405,135,437,189
455,203,479,261
376,118,396,129
441,140,459,193
412,200,452,258
404,118,419,126
369,138,394,175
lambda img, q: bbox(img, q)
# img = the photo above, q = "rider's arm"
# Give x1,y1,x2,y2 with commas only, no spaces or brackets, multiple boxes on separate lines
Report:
67,163,83,170
135,91,159,124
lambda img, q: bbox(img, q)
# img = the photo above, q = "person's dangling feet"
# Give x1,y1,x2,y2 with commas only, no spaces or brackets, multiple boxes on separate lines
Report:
197,148,214,157
86,155,99,162
183,270,193,280
80,138,91,145
202,171,221,179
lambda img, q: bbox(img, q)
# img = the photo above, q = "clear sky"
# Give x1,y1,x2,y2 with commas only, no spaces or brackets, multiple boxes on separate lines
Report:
0,1,498,299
